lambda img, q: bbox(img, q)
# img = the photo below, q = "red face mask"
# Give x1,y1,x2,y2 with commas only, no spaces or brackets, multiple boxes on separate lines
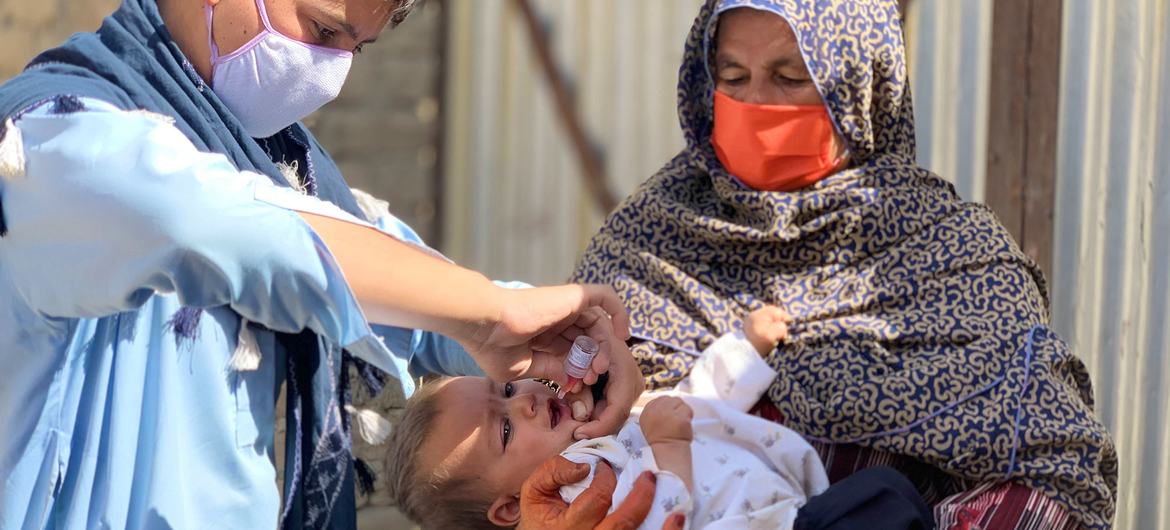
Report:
710,90,842,192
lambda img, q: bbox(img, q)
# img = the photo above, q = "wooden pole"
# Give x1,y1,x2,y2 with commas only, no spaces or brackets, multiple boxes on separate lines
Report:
513,0,619,214
985,0,1064,277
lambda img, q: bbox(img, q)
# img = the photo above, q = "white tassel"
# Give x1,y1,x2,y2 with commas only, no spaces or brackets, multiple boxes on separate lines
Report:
128,109,176,125
228,319,262,372
0,118,26,181
350,188,391,224
275,161,307,194
346,404,393,446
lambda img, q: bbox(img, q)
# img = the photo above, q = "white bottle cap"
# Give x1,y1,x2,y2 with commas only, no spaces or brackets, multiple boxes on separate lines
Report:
563,336,600,378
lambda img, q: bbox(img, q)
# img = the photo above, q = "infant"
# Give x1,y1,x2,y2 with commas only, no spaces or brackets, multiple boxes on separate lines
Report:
384,306,829,529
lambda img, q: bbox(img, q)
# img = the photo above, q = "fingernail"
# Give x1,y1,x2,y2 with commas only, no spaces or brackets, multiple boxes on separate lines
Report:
641,471,656,484
572,401,588,420
669,513,685,527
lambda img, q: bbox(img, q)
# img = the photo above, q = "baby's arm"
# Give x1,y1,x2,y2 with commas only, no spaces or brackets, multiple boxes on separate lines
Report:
640,397,695,492
672,305,790,411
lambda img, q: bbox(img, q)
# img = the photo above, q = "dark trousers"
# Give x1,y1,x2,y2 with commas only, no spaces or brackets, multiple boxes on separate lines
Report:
795,467,935,530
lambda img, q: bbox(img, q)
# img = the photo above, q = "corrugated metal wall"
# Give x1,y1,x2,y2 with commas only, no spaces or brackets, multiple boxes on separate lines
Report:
1053,0,1170,526
442,0,703,284
904,0,992,203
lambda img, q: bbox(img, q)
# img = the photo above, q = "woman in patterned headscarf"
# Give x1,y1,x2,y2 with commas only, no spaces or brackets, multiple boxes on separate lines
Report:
572,1,1117,528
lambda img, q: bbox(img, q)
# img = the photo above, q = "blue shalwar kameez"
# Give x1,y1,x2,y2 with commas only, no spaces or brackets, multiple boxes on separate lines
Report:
0,1,474,528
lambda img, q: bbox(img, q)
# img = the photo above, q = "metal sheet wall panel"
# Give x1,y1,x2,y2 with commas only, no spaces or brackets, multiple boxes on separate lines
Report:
442,0,703,284
1053,0,1170,527
904,0,993,202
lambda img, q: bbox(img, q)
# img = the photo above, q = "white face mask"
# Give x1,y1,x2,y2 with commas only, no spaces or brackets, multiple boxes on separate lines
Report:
206,0,353,138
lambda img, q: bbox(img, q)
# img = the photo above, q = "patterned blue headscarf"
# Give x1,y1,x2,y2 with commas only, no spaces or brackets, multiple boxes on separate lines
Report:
573,1,1116,527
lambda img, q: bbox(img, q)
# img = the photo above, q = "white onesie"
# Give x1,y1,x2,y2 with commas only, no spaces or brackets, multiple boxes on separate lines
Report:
558,333,830,530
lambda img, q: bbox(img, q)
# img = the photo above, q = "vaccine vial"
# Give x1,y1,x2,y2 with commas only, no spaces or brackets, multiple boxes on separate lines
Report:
559,335,599,399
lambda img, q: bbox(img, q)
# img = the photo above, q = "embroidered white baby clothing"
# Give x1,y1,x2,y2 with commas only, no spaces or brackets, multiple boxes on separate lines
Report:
559,333,830,529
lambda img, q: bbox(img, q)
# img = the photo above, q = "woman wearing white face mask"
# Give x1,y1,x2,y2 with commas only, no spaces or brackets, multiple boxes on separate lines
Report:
202,0,358,138
0,0,655,528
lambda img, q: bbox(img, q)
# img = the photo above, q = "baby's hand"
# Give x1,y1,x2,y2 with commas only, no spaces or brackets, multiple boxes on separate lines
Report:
745,305,791,356
640,396,693,445
640,397,695,493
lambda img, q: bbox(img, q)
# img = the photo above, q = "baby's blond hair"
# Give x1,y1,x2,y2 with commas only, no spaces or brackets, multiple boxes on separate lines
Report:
383,378,503,529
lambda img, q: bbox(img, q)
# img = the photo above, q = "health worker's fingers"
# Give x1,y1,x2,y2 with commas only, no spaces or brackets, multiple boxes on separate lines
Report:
574,341,641,440
581,284,630,340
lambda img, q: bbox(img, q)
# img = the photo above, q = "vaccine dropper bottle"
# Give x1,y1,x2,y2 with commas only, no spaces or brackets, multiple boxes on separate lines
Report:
559,335,599,399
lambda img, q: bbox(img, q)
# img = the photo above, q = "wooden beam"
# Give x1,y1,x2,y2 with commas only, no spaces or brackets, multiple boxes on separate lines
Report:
985,0,1063,277
431,0,450,249
513,0,618,214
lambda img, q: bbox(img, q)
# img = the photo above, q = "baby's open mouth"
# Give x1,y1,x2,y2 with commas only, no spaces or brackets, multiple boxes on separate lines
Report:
549,399,565,429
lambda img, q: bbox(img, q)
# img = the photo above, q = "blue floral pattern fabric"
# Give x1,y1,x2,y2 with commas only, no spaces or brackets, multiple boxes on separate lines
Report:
571,1,1117,527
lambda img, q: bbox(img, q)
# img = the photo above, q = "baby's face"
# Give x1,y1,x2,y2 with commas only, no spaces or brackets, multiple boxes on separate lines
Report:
420,377,593,500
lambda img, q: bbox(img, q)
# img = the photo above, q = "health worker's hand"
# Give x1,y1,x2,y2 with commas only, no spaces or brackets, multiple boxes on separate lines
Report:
462,283,630,384
571,337,644,441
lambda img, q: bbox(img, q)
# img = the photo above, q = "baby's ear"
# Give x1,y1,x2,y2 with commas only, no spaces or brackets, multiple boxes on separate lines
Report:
487,495,521,527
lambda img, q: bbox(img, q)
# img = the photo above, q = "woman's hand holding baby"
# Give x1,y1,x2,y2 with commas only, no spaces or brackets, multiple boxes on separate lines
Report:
519,457,682,530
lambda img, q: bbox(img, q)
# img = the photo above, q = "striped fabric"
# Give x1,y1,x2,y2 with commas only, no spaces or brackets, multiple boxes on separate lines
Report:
749,400,1079,530
935,483,1078,530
